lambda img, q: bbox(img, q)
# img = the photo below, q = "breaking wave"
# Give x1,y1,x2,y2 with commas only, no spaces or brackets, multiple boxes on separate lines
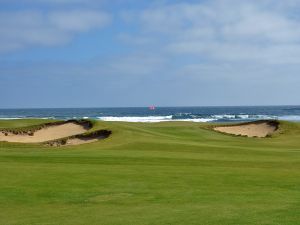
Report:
98,116,174,122
1,106,300,123
98,116,216,122
97,114,298,123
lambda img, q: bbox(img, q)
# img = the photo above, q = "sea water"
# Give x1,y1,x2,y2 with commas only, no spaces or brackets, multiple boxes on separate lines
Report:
1,106,300,122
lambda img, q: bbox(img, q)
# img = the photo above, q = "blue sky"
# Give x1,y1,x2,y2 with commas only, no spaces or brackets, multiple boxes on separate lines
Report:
1,0,300,108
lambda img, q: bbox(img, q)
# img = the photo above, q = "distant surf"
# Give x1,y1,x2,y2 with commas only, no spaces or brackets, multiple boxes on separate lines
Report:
97,114,289,122
1,106,300,122
97,116,215,123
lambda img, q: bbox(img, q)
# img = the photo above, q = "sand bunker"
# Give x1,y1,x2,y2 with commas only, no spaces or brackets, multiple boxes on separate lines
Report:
213,120,279,137
0,120,111,146
0,121,89,143
45,130,112,147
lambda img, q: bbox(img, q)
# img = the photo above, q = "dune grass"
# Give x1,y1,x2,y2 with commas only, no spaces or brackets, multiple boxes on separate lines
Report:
0,119,300,225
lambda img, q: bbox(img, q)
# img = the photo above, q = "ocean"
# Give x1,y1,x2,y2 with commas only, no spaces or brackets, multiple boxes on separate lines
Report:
1,106,300,123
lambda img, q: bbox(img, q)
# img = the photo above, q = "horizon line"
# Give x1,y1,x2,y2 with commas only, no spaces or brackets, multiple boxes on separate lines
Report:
0,104,300,110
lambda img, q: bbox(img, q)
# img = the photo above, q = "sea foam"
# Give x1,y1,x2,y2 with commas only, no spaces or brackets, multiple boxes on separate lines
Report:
98,116,173,122
97,116,216,122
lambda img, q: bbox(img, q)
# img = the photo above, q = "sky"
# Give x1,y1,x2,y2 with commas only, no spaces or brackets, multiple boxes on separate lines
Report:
1,0,300,108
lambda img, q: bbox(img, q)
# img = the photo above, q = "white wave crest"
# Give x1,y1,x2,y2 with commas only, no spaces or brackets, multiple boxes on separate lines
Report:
173,118,216,122
97,116,217,123
211,114,277,120
98,116,173,122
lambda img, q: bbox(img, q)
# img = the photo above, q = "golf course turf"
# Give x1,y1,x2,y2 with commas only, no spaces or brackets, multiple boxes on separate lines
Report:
0,119,300,225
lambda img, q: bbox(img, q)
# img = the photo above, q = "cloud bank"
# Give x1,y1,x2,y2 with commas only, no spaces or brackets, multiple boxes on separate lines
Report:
128,0,300,64
1,0,300,107
0,9,111,52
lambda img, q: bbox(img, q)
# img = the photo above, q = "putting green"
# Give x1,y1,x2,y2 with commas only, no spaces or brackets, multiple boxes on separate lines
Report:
0,119,300,225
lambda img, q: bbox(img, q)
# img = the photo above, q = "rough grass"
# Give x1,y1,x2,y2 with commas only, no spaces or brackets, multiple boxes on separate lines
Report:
0,119,92,134
0,119,300,225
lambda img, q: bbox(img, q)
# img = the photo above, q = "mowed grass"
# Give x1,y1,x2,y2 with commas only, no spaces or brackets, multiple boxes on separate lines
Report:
1,120,300,225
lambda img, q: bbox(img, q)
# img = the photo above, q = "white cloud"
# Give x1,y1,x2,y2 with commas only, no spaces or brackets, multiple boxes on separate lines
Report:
0,9,111,52
49,10,111,32
130,0,300,64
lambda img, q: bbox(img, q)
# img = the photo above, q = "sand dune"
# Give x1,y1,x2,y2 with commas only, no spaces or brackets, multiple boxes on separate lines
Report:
213,120,279,137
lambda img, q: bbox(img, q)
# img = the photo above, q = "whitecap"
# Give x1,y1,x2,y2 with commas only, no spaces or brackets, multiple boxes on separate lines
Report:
97,116,173,122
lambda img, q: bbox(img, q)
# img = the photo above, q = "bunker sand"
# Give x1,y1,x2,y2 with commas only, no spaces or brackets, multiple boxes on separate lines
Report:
0,122,88,143
213,120,279,137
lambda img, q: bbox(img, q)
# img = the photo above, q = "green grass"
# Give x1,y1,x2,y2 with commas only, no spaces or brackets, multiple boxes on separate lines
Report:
1,119,300,225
